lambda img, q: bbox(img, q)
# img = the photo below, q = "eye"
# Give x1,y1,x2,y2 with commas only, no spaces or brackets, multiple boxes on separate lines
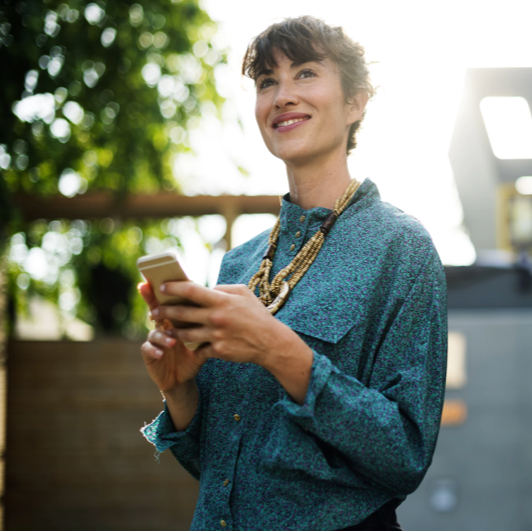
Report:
258,77,276,90
298,69,316,79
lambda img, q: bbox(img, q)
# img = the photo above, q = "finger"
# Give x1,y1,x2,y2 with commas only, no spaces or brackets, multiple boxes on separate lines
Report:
193,344,209,359
148,329,177,349
213,284,250,295
153,304,211,325
160,318,174,331
141,340,163,360
174,325,212,345
161,281,221,308
195,342,213,358
163,324,197,339
194,341,222,360
139,282,160,311
148,311,166,327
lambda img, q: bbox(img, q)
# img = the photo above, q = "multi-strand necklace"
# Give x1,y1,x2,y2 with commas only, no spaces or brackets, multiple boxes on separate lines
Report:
248,178,361,315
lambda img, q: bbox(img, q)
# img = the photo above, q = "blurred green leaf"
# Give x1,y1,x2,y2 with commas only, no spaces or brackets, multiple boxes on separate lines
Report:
0,0,227,337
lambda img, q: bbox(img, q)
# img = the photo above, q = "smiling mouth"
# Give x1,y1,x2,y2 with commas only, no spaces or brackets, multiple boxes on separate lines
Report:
274,116,310,128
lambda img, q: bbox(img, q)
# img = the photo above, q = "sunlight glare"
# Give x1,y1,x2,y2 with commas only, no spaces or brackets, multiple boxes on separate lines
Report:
516,176,532,195
480,97,532,159
232,214,277,249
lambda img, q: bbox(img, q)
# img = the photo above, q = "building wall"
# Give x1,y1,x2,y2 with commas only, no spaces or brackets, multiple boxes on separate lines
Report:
398,310,532,531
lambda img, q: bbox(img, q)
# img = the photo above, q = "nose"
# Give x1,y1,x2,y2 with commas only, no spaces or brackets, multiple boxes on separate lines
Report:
273,79,299,108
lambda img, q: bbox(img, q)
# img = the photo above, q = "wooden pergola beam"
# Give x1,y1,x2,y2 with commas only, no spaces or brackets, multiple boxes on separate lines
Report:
14,192,282,249
14,193,281,221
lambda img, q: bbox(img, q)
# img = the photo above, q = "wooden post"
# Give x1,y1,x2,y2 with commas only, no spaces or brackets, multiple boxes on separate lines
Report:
221,200,239,250
0,252,7,531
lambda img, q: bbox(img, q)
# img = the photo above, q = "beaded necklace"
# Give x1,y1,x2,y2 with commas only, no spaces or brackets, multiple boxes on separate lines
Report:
248,178,361,315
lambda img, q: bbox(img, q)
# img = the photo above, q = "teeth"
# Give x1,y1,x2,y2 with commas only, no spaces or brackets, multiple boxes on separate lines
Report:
276,118,307,127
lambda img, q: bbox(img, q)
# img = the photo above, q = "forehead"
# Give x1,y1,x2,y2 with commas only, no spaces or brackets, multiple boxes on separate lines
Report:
256,47,334,78
253,41,326,78
272,48,320,67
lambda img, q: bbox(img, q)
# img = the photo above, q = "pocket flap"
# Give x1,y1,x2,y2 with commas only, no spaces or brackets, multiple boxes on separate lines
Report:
277,271,367,344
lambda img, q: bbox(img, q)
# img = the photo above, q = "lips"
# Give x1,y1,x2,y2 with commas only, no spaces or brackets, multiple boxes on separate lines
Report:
272,112,311,129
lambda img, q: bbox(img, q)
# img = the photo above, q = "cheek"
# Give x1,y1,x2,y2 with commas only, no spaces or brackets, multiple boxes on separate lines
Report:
255,98,268,128
255,103,275,148
314,85,346,118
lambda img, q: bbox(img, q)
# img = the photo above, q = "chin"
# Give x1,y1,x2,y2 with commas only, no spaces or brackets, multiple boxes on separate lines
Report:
271,143,315,165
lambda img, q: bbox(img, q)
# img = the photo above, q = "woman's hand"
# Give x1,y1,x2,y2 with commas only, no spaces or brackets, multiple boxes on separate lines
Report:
151,281,314,404
139,283,207,393
151,282,284,366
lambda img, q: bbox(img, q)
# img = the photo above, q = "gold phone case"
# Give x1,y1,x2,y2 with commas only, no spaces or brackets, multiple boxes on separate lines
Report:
137,251,201,350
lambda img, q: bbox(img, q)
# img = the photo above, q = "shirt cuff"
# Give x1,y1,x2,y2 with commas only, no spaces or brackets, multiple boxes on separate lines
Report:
277,350,334,423
141,396,202,453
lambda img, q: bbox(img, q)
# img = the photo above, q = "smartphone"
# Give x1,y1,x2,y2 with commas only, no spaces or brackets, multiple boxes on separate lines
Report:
137,251,201,350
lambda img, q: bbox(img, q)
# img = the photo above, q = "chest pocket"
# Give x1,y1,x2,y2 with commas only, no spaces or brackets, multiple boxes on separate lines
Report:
275,269,369,352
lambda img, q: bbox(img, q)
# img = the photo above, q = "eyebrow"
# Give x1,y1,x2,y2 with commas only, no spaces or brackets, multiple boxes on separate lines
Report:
256,59,324,80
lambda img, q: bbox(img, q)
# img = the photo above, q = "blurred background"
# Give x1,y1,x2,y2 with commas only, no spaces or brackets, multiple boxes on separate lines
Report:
1,0,532,529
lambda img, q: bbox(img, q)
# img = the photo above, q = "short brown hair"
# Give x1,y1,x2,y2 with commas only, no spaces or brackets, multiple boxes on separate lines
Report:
242,16,375,154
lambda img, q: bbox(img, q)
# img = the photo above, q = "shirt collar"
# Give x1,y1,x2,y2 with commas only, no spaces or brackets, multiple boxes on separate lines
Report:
279,178,380,231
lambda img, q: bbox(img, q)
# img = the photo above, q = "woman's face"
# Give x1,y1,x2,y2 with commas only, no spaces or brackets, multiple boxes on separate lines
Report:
254,48,365,166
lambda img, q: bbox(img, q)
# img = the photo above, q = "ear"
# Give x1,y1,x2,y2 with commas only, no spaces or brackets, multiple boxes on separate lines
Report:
346,90,369,125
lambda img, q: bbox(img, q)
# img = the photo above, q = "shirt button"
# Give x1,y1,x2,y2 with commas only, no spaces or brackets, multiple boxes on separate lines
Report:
295,231,301,238
299,215,305,222
234,414,241,421
223,479,229,487
290,244,295,251
220,520,227,527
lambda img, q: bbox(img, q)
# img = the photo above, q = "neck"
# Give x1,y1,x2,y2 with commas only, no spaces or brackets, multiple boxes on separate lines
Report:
284,150,353,211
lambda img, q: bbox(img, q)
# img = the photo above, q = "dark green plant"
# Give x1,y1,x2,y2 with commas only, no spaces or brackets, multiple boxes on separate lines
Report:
0,0,227,337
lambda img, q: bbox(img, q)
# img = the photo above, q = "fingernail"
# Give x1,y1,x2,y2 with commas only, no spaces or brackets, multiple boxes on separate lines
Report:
152,308,159,316
165,337,175,346
137,282,144,292
154,349,163,357
160,284,166,293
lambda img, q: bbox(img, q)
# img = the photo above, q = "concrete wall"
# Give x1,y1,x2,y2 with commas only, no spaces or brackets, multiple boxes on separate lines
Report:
398,310,532,531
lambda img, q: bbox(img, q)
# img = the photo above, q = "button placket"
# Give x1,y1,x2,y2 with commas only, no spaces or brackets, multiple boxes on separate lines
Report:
292,212,309,252
284,210,309,254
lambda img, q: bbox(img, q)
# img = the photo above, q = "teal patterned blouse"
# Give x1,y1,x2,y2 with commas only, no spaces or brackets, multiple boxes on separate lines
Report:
141,179,448,531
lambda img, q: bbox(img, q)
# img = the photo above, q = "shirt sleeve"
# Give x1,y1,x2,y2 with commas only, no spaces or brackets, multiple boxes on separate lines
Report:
140,360,213,481
275,251,447,495
140,255,233,480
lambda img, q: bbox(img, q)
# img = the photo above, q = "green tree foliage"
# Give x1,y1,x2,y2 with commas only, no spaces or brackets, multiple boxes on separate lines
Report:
0,0,226,337
1,0,224,197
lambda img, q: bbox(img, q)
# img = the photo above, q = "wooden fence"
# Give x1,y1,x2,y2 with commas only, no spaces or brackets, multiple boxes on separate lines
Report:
5,340,198,531
1,192,283,530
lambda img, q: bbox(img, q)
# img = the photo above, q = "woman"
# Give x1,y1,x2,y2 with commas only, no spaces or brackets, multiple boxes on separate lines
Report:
139,16,447,531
